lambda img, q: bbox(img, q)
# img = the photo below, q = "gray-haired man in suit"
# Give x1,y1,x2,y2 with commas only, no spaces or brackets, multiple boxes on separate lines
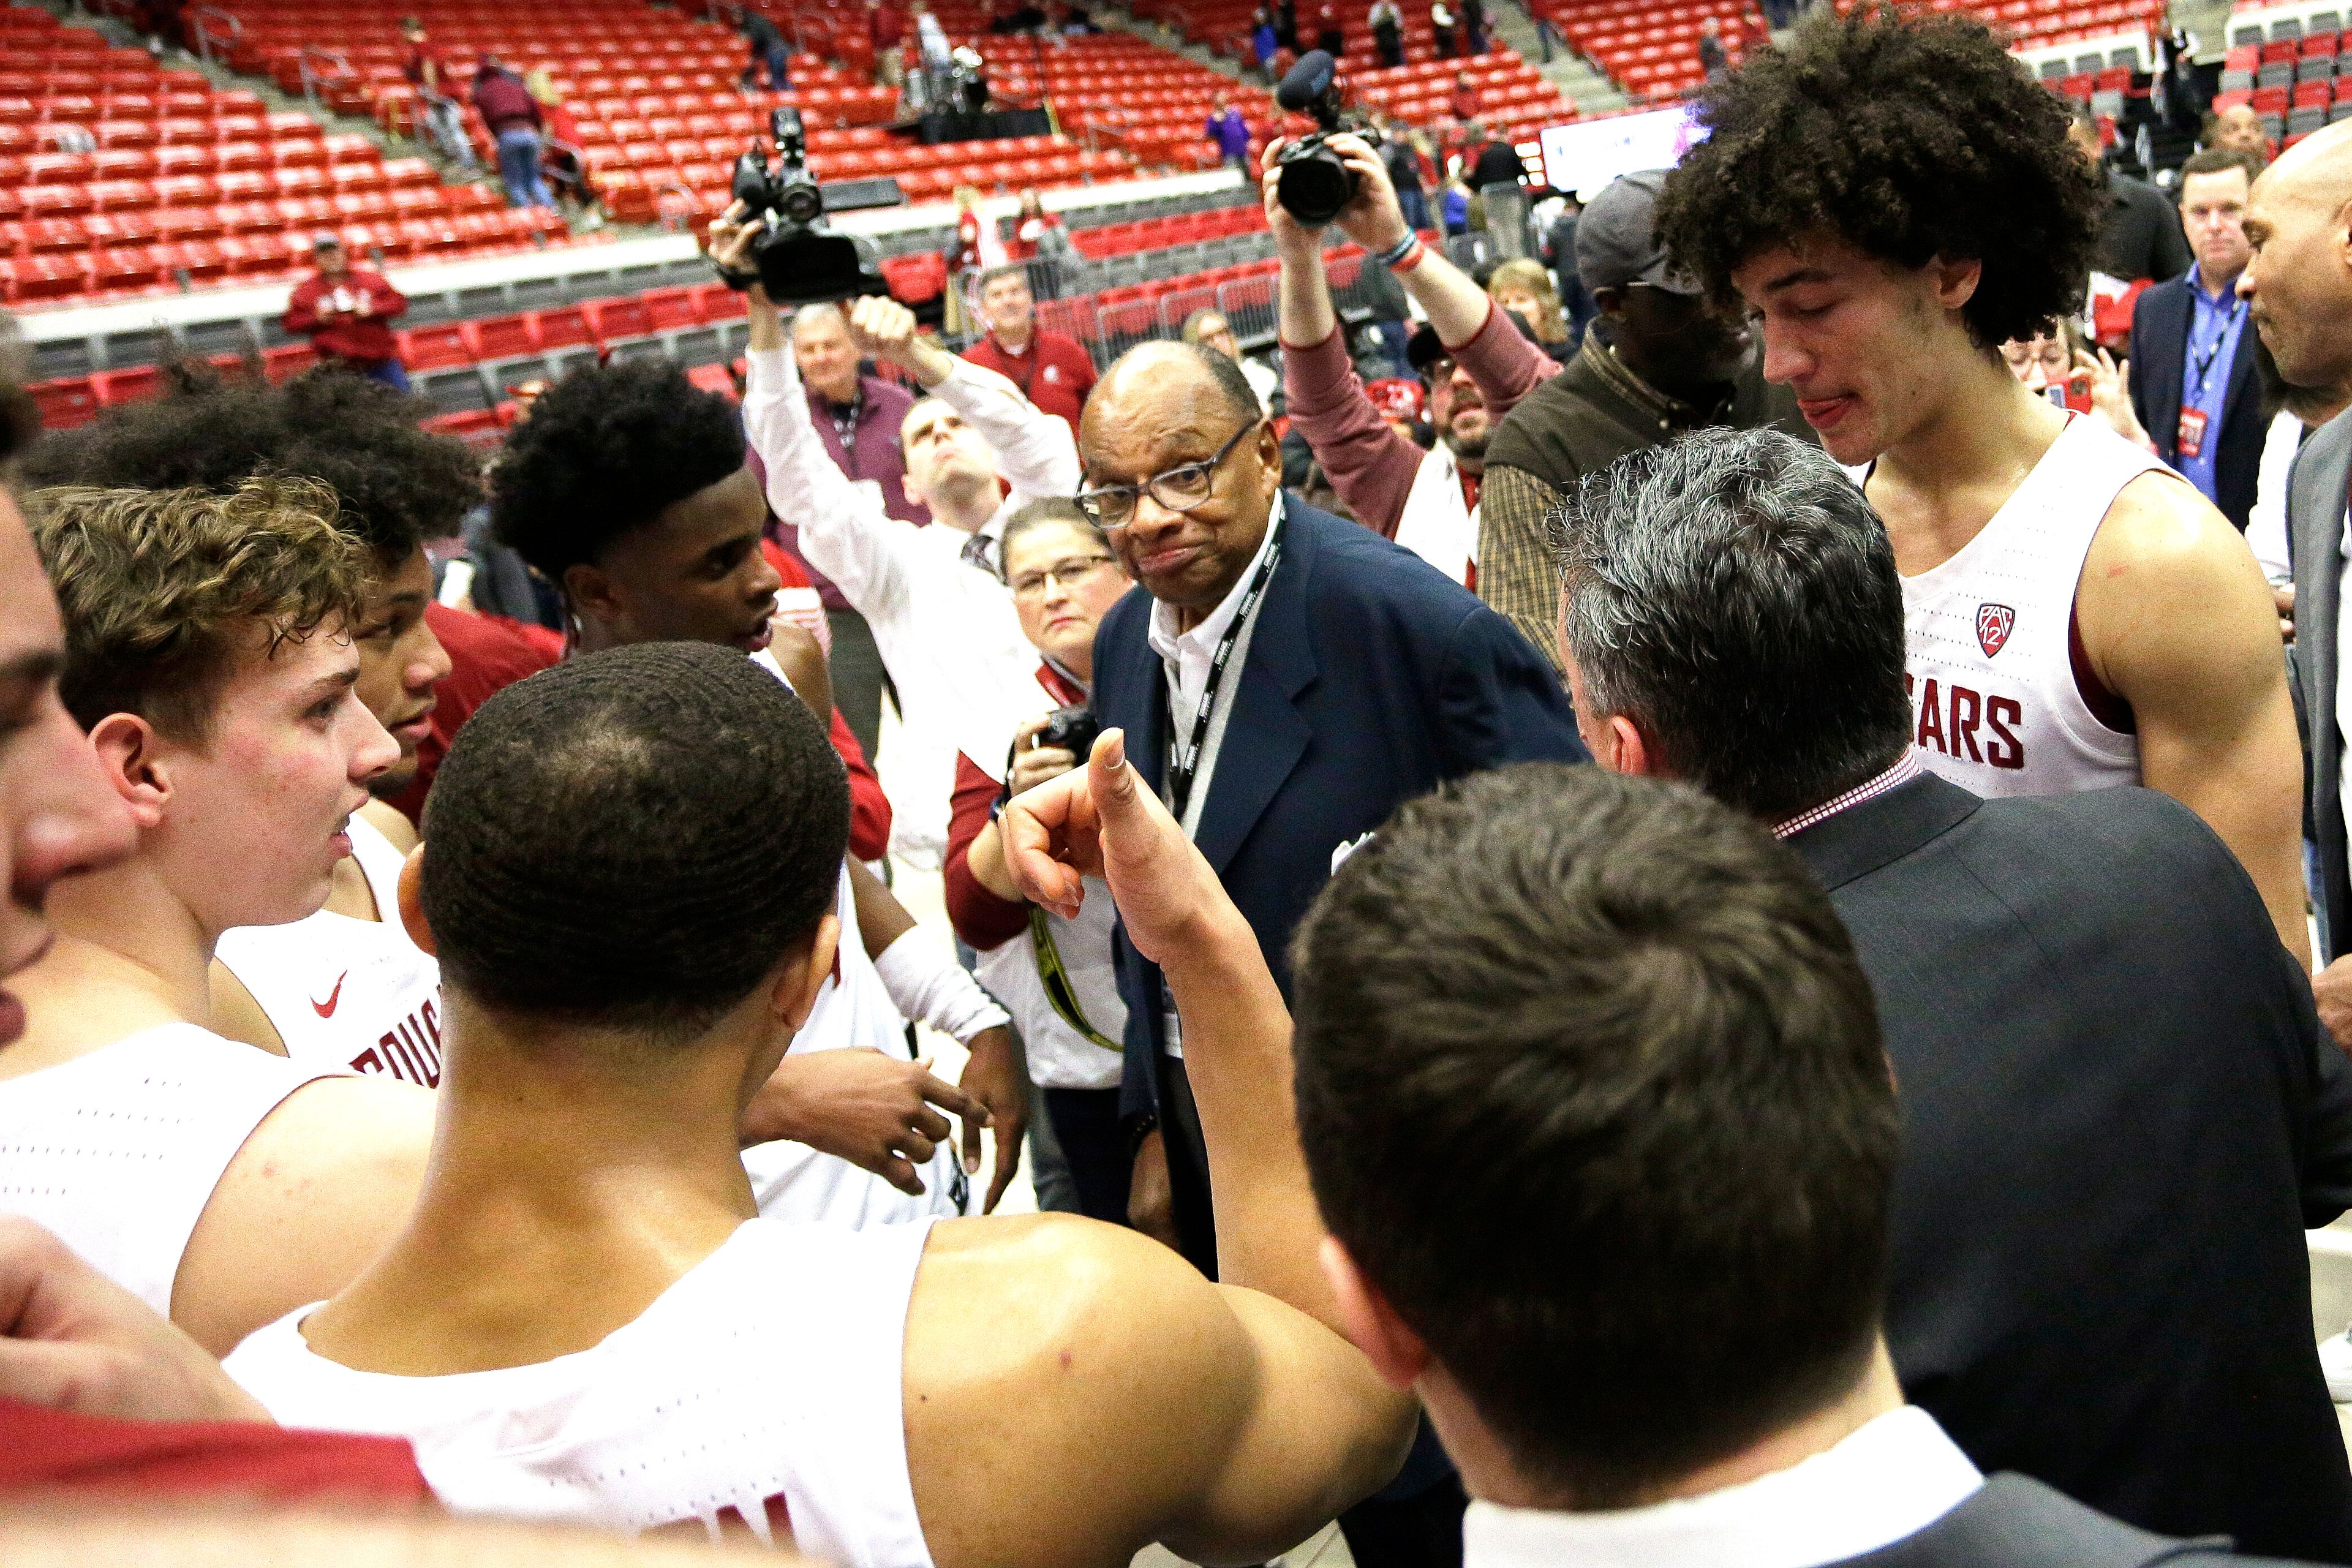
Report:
1554,425,2352,1561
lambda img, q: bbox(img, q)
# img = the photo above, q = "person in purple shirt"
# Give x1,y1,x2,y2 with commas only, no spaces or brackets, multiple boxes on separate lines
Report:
769,301,925,761
1206,94,1251,172
469,57,552,211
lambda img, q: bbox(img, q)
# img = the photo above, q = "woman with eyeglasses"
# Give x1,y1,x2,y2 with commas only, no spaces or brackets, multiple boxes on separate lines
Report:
943,499,1137,1226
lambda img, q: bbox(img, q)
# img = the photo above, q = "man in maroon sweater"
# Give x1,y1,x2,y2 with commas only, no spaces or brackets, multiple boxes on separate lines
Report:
960,266,1097,433
281,235,410,391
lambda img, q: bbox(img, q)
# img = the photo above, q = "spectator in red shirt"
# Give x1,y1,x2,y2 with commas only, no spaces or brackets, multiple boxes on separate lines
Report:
960,265,1098,432
281,235,410,391
470,56,552,211
1449,70,1480,123
398,16,477,173
869,0,908,86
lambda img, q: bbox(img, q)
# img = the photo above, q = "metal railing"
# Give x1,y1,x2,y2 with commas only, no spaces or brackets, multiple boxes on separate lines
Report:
190,4,240,69
298,44,355,113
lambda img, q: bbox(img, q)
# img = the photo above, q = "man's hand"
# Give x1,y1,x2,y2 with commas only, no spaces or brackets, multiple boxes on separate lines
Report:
743,1049,989,1196
1006,714,1078,797
2275,582,2296,642
1001,728,1232,965
2316,958,2352,1057
766,622,835,720
1319,131,1413,254
0,1215,270,1426
1259,135,1330,262
843,294,956,388
2073,347,2155,453
957,1025,1030,1213
1126,1127,1182,1250
706,202,760,274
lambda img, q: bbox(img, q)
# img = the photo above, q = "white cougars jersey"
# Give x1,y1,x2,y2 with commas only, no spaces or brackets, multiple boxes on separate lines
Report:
214,816,445,1085
0,1024,337,1314
225,1216,940,1568
1899,414,2169,799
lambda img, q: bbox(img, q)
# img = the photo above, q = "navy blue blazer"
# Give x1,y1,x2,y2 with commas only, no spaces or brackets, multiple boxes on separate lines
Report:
1091,496,1588,1120
2127,273,2266,530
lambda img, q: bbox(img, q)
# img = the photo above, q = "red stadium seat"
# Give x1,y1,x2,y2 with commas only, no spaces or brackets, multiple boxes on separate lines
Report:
90,364,164,405
527,306,595,350
399,323,476,371
28,374,100,429
464,314,538,361
581,296,655,344
262,343,319,382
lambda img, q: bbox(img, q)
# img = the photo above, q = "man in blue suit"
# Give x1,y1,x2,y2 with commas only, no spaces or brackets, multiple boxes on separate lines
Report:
1079,337,1584,1568
2127,146,2269,530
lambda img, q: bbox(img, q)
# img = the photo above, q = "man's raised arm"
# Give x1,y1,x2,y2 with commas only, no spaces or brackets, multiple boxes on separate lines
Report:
1272,132,1554,538
715,211,917,620
998,732,1416,1560
839,296,1080,504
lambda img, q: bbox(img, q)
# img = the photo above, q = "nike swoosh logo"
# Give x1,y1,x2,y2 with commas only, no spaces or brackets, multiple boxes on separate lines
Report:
311,971,348,1018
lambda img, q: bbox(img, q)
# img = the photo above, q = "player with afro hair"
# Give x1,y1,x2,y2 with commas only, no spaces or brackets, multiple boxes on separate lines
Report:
1650,4,2312,969
23,369,473,801
488,358,777,651
1654,6,2100,353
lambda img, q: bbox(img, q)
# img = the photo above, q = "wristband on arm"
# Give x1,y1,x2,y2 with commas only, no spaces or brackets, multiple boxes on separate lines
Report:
870,929,1013,1045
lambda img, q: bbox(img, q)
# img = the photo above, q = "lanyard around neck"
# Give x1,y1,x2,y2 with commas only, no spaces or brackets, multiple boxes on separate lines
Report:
1165,518,1284,823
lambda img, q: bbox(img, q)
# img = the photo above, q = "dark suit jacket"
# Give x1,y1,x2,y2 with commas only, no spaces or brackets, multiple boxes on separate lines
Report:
1825,1473,2319,1567
1789,774,2352,1561
2128,274,2265,529
2095,168,2193,283
2289,406,2352,960
1092,493,1586,1120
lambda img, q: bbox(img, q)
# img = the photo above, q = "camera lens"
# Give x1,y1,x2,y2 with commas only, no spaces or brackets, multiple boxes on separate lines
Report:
1278,153,1354,227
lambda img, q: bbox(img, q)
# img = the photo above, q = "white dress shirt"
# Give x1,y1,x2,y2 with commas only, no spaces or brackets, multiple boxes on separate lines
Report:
744,345,1079,851
2245,408,2302,587
1144,494,1283,1058
1462,1406,1983,1568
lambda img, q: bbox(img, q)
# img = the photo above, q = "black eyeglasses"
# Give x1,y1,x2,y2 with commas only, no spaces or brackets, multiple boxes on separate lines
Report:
1073,419,1259,530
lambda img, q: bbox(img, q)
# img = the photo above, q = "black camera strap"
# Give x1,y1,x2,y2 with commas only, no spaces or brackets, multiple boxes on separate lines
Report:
1164,516,1284,824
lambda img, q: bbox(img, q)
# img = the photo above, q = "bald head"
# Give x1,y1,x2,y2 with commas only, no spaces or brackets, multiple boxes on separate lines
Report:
1080,341,1278,623
2242,121,2352,398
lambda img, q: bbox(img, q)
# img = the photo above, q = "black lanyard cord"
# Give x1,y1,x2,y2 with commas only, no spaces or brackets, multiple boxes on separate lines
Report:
1164,518,1285,824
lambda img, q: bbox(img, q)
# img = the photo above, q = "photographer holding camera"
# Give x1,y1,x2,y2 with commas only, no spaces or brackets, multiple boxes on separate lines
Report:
1267,123,1560,587
715,202,1080,857
943,499,1137,1229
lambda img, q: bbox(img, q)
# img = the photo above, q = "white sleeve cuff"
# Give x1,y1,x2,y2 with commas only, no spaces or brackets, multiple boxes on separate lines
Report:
870,929,1012,1044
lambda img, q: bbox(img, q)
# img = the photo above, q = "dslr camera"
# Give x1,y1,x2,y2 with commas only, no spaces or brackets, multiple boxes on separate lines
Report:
727,108,899,305
1036,705,1102,761
1271,49,1359,227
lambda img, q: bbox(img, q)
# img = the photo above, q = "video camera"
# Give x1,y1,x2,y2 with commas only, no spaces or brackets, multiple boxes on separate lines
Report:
728,107,903,305
1270,50,1359,227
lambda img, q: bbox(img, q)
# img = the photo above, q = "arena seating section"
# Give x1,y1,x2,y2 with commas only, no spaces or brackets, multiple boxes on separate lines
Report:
0,4,565,308
22,185,1327,444
2214,24,2352,146
195,0,1153,223
1133,0,1577,141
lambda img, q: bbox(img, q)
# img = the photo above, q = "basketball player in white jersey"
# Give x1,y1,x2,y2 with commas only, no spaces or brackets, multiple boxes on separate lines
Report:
1,480,440,1355
1654,7,2309,962
22,374,471,1080
488,358,1026,1213
227,643,1415,1564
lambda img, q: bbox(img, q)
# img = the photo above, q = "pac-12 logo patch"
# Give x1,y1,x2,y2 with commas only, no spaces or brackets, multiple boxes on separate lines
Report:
1975,603,2016,658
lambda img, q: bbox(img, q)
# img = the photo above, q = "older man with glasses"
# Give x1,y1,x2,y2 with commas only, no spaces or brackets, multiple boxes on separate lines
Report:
1074,335,1584,1568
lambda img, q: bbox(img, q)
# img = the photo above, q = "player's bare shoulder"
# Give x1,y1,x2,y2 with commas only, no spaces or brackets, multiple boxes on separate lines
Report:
2087,466,2268,611
903,1214,1255,1568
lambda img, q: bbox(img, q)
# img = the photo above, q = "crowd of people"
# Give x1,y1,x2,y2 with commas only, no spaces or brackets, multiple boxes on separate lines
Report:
5,6,2352,1567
